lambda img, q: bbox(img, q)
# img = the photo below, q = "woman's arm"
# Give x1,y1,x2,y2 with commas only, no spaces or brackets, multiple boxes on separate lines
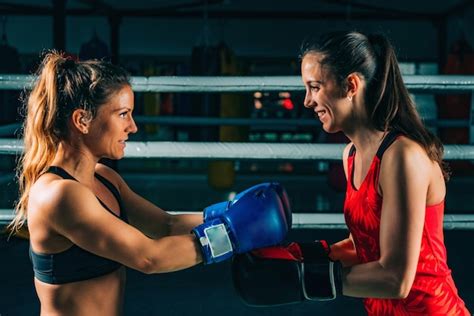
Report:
330,234,359,267
96,165,203,239
329,143,360,267
342,139,430,299
42,179,202,274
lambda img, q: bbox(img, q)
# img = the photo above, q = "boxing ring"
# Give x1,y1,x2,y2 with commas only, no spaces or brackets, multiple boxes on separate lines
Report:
0,74,473,230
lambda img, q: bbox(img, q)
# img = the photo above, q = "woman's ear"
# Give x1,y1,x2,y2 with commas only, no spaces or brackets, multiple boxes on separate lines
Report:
346,73,361,100
71,109,91,134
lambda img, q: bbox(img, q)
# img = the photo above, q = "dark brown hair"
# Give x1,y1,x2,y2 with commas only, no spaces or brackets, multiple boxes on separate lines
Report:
300,31,449,180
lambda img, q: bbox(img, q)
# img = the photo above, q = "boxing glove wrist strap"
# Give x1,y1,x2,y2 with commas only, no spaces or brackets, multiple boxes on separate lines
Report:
299,241,343,300
192,219,234,264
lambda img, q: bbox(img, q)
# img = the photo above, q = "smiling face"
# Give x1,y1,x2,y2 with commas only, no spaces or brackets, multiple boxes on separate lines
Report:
84,85,137,160
301,53,353,134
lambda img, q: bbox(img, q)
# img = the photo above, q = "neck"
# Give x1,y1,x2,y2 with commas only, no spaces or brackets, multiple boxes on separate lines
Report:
51,142,99,186
346,128,386,157
342,97,386,156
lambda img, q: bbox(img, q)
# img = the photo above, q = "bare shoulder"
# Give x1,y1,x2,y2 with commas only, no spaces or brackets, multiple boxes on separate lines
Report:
29,174,96,222
341,142,353,179
379,136,434,186
383,136,430,168
342,142,354,160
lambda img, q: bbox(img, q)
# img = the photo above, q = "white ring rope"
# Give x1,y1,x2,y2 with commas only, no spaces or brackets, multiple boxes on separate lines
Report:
0,75,473,231
1,139,473,160
0,75,474,92
1,209,473,230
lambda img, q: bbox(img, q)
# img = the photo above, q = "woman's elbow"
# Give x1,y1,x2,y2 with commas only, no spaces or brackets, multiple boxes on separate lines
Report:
133,256,156,274
395,279,413,299
386,272,414,299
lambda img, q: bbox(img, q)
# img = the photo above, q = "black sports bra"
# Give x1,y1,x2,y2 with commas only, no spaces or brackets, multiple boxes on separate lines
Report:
29,166,128,284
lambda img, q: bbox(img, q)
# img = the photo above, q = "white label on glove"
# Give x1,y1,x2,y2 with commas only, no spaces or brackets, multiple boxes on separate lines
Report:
204,224,233,258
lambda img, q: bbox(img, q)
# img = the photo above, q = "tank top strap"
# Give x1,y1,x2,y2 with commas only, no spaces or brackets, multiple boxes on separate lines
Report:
348,144,356,157
376,130,400,160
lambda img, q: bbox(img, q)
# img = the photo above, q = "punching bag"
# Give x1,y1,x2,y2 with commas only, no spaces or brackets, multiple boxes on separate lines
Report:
0,36,24,238
436,36,474,174
191,45,220,142
208,43,248,190
143,64,161,136
0,33,21,126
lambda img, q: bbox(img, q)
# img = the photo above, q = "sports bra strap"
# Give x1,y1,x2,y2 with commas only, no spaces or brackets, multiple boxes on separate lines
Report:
46,165,128,222
47,166,75,180
94,173,121,206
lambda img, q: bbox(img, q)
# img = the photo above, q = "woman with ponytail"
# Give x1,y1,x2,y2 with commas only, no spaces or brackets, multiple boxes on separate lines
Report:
300,32,470,314
11,51,290,315
9,52,208,315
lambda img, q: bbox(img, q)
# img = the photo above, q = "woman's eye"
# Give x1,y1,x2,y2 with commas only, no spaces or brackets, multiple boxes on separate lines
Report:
119,112,128,118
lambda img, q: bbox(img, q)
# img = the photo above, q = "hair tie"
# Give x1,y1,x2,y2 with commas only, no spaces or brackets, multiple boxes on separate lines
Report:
64,57,76,69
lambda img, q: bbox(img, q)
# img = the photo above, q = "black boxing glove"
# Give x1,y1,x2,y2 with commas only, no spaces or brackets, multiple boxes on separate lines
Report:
232,241,342,307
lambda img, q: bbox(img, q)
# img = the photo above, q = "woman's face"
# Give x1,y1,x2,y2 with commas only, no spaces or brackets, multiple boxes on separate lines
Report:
301,53,352,133
85,85,137,160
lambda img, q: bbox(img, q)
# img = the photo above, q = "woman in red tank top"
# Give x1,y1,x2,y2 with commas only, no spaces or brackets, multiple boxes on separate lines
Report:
300,31,470,315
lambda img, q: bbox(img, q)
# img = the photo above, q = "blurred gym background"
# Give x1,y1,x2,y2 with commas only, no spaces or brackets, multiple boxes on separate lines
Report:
0,1,473,315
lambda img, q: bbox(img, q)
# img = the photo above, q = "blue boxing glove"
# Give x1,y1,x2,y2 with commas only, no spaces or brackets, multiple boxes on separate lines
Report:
192,184,289,264
203,182,292,229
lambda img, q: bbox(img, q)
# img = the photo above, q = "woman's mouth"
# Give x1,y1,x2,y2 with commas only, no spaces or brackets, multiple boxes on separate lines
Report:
315,109,327,120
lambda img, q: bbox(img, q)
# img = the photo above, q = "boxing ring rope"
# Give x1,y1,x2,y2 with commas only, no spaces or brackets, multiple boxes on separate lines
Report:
0,209,472,230
1,138,474,160
0,75,473,229
1,74,474,92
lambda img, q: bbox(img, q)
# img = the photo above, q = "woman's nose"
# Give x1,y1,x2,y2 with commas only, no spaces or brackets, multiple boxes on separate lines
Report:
128,117,138,134
303,91,315,108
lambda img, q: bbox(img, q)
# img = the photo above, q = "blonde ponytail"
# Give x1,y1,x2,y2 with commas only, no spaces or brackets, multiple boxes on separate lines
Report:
9,52,65,232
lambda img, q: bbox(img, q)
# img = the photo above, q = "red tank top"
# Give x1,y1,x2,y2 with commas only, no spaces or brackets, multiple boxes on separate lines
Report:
343,131,470,316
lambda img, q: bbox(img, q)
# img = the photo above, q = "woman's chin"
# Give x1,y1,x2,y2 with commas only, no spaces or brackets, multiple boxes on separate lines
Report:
103,152,124,161
322,123,336,134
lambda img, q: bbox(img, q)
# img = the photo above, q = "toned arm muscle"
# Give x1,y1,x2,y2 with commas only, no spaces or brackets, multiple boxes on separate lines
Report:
342,140,429,298
50,181,202,274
